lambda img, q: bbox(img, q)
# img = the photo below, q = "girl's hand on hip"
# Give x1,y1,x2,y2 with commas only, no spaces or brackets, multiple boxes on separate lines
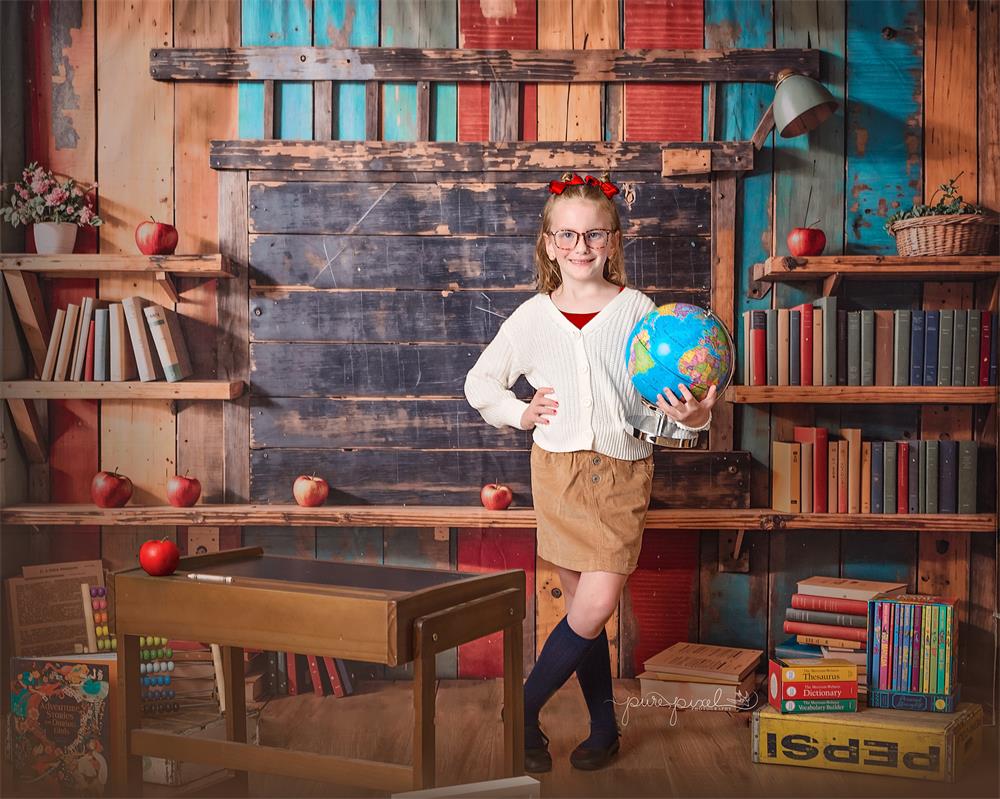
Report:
521,387,558,429
656,383,718,428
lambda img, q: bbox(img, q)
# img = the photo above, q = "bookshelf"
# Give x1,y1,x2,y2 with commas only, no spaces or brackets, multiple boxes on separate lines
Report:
1,504,994,533
1,253,242,464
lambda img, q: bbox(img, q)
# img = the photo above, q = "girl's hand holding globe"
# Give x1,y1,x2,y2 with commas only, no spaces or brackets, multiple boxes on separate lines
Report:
656,382,718,429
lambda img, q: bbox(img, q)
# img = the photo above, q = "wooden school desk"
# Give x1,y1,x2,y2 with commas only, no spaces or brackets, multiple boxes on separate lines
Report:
112,547,526,795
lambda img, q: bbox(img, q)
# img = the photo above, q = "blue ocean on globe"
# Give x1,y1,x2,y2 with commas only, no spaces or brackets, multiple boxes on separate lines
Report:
625,302,734,406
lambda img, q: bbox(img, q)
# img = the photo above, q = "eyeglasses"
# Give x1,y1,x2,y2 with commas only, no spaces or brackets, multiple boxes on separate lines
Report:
547,229,614,251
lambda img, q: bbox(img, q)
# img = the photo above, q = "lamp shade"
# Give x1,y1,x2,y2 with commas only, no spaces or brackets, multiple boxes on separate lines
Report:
772,73,838,138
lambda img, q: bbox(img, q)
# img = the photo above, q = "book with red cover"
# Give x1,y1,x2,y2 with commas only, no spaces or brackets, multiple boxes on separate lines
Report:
322,656,345,697
793,426,829,513
306,655,324,697
84,320,96,381
286,652,299,695
783,620,868,644
897,441,909,514
837,439,848,513
791,593,868,615
750,310,767,386
980,311,992,386
797,303,814,386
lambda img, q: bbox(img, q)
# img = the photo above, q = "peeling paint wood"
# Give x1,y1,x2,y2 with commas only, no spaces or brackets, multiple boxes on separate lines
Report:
250,398,531,450
489,81,518,142
211,138,752,172
246,180,710,236
314,0,379,141
249,449,751,509
151,46,821,83
248,289,688,344
247,233,710,290
845,0,923,252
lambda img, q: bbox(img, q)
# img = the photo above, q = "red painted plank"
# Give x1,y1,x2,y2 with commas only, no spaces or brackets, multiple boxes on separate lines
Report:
456,527,535,677
624,0,703,141
457,0,536,141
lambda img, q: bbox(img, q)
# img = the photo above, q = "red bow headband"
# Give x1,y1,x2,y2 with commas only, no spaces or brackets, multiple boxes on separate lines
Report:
548,173,619,199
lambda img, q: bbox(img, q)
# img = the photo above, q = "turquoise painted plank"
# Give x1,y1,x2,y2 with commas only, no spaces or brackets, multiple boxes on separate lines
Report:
314,0,378,140
774,0,846,254
239,0,312,139
845,0,922,253
381,0,457,141
701,0,772,649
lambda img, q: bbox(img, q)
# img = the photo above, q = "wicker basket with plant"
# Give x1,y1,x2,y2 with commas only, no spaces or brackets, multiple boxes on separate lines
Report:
885,173,997,257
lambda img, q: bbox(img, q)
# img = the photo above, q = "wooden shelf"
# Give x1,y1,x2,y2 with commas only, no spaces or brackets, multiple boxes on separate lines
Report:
1,504,994,532
752,255,1000,296
730,386,998,404
1,380,244,400
0,253,234,278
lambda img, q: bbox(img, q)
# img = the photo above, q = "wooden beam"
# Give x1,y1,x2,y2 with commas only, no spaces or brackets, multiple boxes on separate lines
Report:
210,139,753,173
150,46,820,84
731,386,996,404
1,380,244,400
0,254,233,277
4,398,47,463
2,270,49,377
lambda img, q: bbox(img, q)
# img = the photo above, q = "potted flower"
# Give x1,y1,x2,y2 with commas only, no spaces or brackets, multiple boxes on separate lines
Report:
0,162,103,254
885,173,998,257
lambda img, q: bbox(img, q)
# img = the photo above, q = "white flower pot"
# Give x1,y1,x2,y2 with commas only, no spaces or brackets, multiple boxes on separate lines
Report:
33,221,78,254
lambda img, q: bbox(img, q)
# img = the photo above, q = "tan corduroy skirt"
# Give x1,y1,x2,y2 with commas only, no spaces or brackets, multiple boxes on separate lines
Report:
530,443,654,575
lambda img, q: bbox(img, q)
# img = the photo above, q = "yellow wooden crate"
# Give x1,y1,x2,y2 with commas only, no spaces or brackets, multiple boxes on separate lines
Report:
752,701,982,782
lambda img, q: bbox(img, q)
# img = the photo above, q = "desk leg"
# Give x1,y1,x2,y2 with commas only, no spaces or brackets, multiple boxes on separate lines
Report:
413,624,436,789
503,620,524,777
222,646,249,793
113,633,143,797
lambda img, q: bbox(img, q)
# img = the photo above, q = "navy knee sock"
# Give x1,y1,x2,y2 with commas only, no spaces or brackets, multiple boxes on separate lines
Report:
574,628,619,748
524,615,600,748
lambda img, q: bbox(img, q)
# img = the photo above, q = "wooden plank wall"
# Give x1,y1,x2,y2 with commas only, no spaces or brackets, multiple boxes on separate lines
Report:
4,1,997,707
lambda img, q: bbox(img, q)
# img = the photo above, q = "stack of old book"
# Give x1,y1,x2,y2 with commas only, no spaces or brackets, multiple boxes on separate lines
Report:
779,576,907,696
638,642,762,709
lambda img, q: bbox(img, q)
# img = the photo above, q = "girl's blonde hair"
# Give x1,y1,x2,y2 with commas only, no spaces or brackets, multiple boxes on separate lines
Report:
533,171,626,293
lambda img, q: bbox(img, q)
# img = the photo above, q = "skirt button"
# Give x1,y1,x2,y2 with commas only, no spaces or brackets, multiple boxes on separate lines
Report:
592,455,601,465
591,474,600,483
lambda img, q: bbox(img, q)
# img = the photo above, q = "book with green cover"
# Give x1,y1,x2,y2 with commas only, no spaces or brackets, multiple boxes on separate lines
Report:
917,440,927,514
893,310,911,386
925,440,939,513
847,311,861,386
814,296,838,386
860,309,875,386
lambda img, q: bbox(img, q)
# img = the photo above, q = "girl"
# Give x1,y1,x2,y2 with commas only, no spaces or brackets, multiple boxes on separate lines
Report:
464,172,718,773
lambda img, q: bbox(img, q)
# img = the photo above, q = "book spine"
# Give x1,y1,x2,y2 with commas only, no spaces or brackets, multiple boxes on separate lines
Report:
800,442,813,513
336,660,353,695
923,309,939,385
893,310,911,386
790,593,868,615
952,309,967,385
54,303,80,381
938,439,958,513
896,441,908,514
860,308,874,386
907,440,919,514
911,604,922,693
750,310,767,386
771,441,801,513
144,305,187,382
812,303,822,386
799,303,813,386
276,652,288,695
815,297,837,385
795,634,863,649
286,652,298,695
766,308,777,385
901,604,912,694
957,441,978,513
836,439,848,513
83,320,96,381
789,310,801,385
965,309,981,386
944,604,954,694
322,656,345,697
871,441,884,513
779,698,858,714
785,608,868,628
41,307,66,380
909,309,925,386
837,309,848,385
869,599,880,690
937,604,948,693
874,309,893,386
990,310,998,386
979,310,992,386
70,296,94,381
778,680,858,698
937,309,954,386
828,441,838,513
892,602,902,690
847,311,861,386
925,440,939,513
879,602,890,690
883,441,897,514
742,311,750,385
93,308,109,382
922,602,932,693
777,308,790,385
783,620,867,643
306,654,325,697
121,296,159,382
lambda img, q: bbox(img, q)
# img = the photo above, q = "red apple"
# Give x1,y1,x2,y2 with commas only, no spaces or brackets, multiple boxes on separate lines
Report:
293,475,329,507
139,538,180,577
135,217,178,255
787,226,826,257
167,472,201,507
90,468,133,508
480,483,513,510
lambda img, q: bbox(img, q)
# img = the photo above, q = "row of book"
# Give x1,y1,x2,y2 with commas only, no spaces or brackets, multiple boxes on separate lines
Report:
780,575,906,655
869,594,957,699
742,304,999,387
267,651,355,698
40,296,193,383
773,426,979,514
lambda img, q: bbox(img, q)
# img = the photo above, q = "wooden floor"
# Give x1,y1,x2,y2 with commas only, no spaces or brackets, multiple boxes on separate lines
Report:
244,679,999,798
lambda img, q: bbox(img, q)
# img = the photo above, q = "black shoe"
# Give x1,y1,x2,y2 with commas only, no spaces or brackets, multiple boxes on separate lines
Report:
569,735,620,770
524,727,552,773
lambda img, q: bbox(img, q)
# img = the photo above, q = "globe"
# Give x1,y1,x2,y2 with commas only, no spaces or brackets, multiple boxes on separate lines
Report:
625,302,735,407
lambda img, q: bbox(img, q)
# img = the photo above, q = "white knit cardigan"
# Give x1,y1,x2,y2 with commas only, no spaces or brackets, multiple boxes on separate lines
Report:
464,287,711,460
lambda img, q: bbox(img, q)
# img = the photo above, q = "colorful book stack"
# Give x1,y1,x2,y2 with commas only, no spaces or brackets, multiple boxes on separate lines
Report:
867,593,959,713
773,426,978,514
742,305,998,388
780,576,907,695
39,295,193,383
768,657,858,713
638,642,762,709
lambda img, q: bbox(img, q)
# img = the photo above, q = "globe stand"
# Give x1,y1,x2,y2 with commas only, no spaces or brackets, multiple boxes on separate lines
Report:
626,403,701,449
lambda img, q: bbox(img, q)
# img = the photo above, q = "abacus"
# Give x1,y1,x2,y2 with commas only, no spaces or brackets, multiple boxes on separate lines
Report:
139,635,220,715
79,582,116,653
